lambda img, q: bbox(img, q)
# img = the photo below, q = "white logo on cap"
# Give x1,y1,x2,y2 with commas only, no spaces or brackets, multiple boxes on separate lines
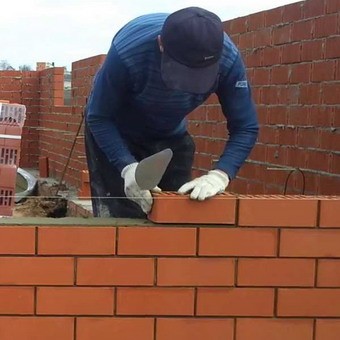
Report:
204,55,215,60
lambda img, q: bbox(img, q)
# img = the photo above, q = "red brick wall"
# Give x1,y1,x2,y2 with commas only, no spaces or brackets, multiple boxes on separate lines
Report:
35,56,105,187
0,58,104,188
188,0,340,195
0,195,339,339
38,66,81,187
71,55,106,114
39,67,64,108
0,0,339,195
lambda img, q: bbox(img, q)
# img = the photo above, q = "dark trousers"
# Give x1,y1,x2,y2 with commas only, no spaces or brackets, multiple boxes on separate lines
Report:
84,124,195,218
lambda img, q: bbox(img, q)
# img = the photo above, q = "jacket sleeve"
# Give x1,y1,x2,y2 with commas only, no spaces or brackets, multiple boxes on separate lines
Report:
86,44,137,172
214,53,259,179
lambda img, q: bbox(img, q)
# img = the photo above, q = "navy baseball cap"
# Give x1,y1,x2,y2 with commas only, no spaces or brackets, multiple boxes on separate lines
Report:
161,7,224,94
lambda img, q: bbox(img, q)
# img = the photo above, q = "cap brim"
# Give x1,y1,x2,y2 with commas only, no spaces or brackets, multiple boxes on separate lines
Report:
161,52,219,94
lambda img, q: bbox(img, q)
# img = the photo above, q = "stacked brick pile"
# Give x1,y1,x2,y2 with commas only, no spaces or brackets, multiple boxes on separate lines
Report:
0,100,26,216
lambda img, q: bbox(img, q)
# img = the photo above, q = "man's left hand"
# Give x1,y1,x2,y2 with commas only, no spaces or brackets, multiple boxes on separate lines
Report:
178,170,230,201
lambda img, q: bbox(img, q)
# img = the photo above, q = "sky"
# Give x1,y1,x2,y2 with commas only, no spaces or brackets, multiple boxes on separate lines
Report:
1,0,300,70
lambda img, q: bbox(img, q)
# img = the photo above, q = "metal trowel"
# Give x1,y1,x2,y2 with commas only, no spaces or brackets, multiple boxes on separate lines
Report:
135,148,173,190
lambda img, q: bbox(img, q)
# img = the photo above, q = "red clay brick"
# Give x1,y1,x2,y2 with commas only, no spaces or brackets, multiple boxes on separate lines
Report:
38,226,116,255
290,63,311,84
157,318,234,340
77,258,154,286
230,16,247,34
38,156,49,177
272,24,291,45
238,196,318,227
0,165,16,216
291,20,313,41
197,288,274,316
319,176,340,196
314,14,338,37
257,126,278,144
331,153,340,174
262,46,281,66
238,32,254,49
248,11,265,30
317,260,340,287
265,7,283,26
319,199,340,227
118,227,196,256
301,39,324,61
303,0,326,18
312,60,336,82
0,317,73,340
278,288,340,316
0,137,21,166
326,36,340,58
326,0,340,13
283,2,303,22
267,105,289,125
306,150,332,173
322,83,340,105
148,192,236,224
117,288,194,315
199,228,277,256
277,126,298,146
271,65,290,84
280,229,340,257
254,28,272,47
282,43,301,64
320,130,340,151
0,287,34,314
36,287,114,315
315,319,340,340
237,318,313,340
246,48,263,67
0,257,74,285
0,227,35,254
297,127,320,148
189,106,206,120
157,258,235,286
262,86,279,104
78,170,90,199
77,318,154,340
300,83,322,105
238,259,315,287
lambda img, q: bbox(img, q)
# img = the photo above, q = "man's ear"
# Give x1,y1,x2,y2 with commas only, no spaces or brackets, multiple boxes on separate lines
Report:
157,35,164,52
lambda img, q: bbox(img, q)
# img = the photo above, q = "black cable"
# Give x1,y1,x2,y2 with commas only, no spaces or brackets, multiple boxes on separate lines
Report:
283,167,306,195
55,98,87,196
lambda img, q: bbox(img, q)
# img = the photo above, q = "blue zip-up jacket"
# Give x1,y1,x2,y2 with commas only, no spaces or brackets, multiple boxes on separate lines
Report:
86,13,259,179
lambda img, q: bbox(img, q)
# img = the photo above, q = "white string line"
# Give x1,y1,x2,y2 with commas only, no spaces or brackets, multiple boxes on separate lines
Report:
3,195,237,200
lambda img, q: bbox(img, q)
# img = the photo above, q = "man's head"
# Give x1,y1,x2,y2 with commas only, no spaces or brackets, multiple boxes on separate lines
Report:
159,7,224,94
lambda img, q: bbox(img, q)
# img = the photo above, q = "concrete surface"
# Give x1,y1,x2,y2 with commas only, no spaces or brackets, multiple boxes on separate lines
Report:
0,216,154,226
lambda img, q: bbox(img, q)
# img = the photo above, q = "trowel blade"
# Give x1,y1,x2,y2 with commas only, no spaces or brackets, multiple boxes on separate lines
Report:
135,148,173,190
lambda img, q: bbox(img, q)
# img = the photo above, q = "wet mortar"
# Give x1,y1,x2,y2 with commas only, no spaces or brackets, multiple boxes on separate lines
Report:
14,181,68,218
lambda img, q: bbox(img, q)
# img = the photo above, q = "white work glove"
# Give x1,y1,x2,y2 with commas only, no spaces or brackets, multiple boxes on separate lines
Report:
178,169,230,201
121,162,161,213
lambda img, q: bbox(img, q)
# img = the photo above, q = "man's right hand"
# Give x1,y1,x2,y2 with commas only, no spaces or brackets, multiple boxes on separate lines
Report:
121,162,161,213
